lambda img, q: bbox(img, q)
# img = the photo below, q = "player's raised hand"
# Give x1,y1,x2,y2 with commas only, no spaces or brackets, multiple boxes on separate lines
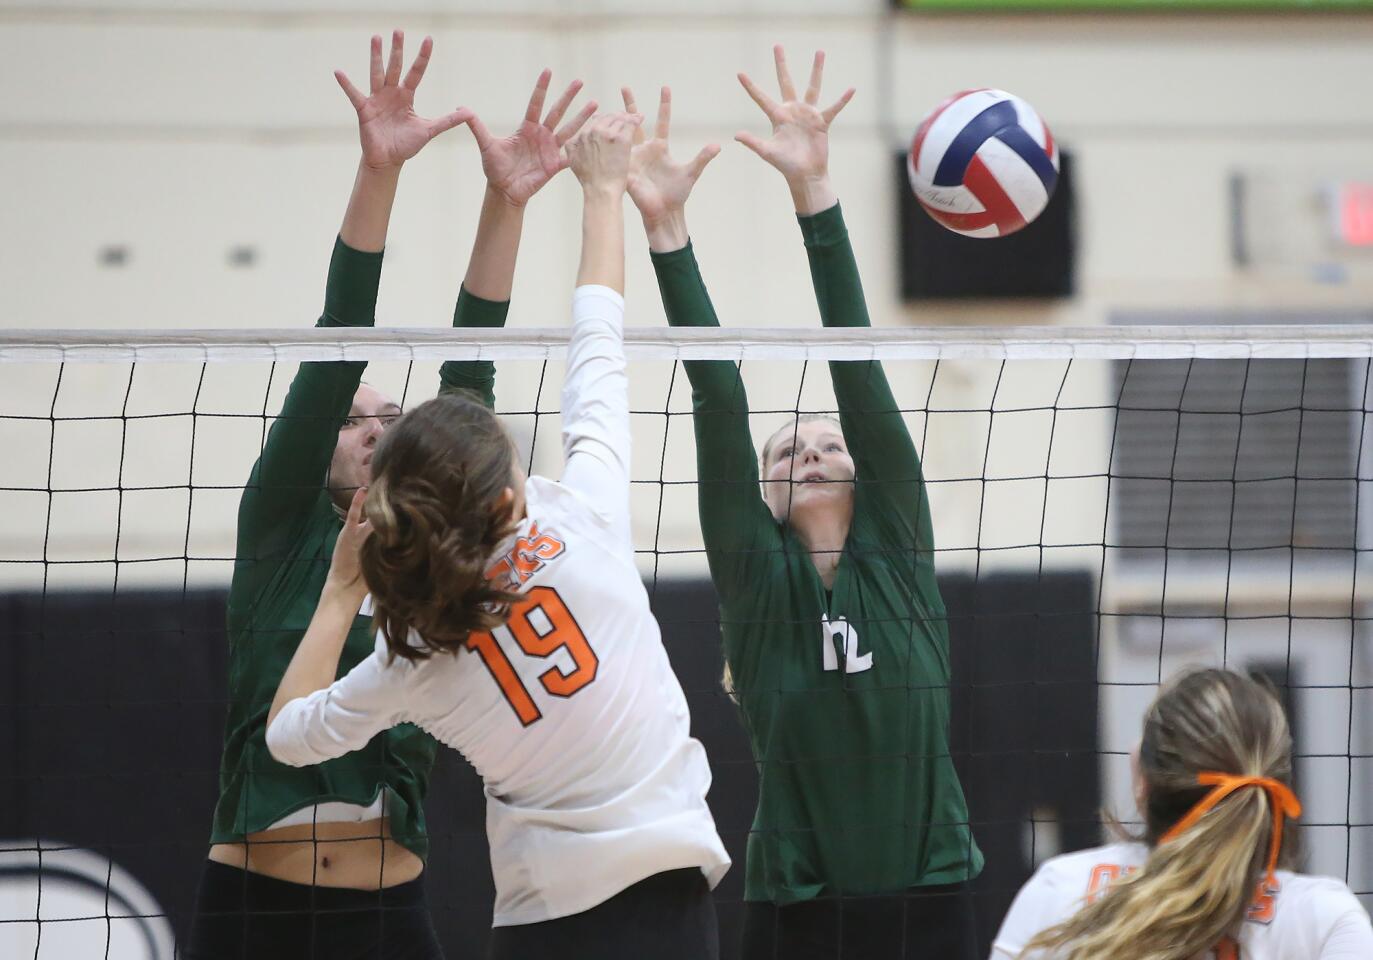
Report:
736,46,854,212
335,31,473,173
468,70,597,208
622,86,720,227
328,488,374,602
566,112,644,196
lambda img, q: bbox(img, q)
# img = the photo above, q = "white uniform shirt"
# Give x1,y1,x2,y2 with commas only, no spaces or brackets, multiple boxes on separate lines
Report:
991,841,1373,960
268,286,730,926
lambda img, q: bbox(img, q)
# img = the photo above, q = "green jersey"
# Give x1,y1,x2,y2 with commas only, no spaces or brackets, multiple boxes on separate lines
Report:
650,205,983,903
210,238,507,858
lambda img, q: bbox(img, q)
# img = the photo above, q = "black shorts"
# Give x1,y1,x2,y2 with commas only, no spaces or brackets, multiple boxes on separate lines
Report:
487,867,718,960
740,882,978,960
183,860,443,960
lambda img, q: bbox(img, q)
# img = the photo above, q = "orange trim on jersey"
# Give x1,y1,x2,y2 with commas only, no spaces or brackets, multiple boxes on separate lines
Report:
1158,772,1302,886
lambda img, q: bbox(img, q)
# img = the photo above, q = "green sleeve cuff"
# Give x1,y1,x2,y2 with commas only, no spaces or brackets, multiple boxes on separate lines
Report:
797,202,847,249
320,235,384,329
649,240,696,269
452,285,510,329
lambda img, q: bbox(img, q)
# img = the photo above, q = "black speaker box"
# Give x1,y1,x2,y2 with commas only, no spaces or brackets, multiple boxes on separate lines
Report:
897,148,1076,300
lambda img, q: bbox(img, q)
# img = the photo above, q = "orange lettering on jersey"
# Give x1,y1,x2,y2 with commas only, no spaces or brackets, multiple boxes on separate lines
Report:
1085,864,1137,904
486,523,566,589
1084,862,1278,959
1245,876,1280,924
1200,879,1280,957
1213,937,1240,960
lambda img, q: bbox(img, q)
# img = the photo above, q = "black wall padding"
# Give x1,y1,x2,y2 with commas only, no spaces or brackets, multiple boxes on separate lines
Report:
1,572,1098,958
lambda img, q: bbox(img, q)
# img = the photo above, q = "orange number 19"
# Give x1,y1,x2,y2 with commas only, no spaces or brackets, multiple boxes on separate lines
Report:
465,587,598,727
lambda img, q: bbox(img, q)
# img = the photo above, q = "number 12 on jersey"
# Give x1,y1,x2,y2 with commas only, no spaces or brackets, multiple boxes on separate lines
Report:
465,586,599,726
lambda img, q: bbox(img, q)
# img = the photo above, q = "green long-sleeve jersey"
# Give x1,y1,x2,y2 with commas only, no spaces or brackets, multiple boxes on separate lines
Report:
650,204,983,903
210,237,507,859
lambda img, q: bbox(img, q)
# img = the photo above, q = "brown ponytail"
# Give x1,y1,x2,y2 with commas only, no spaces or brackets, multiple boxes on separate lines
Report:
360,393,520,662
1021,669,1298,960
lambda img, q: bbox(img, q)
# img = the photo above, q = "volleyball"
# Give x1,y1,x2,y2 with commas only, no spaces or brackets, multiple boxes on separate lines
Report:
907,88,1059,239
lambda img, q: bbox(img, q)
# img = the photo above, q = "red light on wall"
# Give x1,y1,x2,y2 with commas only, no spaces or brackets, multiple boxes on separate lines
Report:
1336,182,1373,247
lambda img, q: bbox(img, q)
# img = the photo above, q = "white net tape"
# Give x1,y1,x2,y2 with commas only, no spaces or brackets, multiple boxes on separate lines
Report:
5,323,1373,363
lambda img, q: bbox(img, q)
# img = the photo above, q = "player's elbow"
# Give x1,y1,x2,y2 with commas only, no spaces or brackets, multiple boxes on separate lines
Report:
264,709,313,767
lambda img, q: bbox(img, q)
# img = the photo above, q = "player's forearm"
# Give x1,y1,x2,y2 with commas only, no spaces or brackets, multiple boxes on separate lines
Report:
250,236,380,516
440,287,507,408
649,243,760,418
577,189,625,293
339,161,402,253
254,238,377,515
800,202,904,441
693,418,780,581
651,243,719,329
800,203,868,330
800,204,922,483
442,191,515,408
462,185,526,302
267,582,362,730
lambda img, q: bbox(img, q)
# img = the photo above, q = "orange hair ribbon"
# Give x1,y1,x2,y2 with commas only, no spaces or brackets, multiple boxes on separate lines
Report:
1158,772,1302,885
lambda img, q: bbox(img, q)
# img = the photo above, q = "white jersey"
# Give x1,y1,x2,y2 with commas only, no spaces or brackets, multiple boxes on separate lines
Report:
268,285,730,926
991,841,1372,960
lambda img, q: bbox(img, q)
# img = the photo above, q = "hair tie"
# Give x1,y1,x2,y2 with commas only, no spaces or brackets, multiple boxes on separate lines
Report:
1158,773,1302,886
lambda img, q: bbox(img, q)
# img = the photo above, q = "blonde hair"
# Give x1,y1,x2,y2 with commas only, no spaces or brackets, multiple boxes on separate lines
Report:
1021,668,1296,960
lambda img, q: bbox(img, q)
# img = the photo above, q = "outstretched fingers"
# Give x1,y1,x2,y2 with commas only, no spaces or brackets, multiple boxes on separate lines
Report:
738,72,780,123
401,35,434,92
804,50,825,106
427,107,474,141
734,129,772,161
466,112,495,151
384,29,405,88
335,70,366,111
822,87,856,125
687,142,721,181
773,45,798,102
556,100,598,146
543,78,583,132
368,34,384,93
524,69,552,126
654,86,672,141
621,87,646,145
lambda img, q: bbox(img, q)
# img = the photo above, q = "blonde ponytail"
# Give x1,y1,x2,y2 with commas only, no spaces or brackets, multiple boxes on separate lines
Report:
1021,669,1299,960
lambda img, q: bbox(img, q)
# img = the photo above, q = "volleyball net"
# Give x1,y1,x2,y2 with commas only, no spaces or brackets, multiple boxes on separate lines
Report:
1,324,1370,957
